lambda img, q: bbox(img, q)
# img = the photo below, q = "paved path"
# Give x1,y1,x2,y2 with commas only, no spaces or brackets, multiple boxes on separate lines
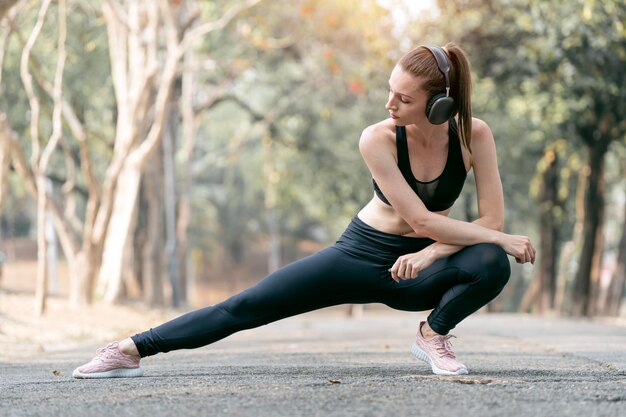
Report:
1,311,625,417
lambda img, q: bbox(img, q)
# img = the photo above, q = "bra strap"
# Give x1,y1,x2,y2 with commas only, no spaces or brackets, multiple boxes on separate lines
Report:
447,119,465,169
395,126,412,175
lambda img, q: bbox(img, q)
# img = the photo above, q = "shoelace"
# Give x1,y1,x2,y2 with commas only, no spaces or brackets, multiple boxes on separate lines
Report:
93,342,119,361
433,335,457,359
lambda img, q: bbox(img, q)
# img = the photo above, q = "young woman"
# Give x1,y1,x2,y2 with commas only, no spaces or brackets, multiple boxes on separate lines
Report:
73,43,535,378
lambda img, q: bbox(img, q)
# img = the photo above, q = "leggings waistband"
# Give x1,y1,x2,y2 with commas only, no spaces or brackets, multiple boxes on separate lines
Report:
333,216,435,264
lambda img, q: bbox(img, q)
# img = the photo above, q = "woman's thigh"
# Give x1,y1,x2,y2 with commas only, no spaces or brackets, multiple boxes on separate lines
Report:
220,246,384,320
377,243,510,312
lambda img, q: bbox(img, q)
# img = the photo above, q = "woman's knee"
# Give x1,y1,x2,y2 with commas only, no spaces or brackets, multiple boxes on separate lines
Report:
464,243,511,289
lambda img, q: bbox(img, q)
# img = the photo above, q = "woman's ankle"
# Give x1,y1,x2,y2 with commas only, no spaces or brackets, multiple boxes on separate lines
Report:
118,338,140,357
420,321,440,339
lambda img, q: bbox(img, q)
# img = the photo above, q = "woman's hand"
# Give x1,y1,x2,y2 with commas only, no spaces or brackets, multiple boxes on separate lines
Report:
390,246,437,282
498,233,536,264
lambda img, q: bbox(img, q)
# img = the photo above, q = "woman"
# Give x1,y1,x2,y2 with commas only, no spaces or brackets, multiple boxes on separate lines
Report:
73,43,535,378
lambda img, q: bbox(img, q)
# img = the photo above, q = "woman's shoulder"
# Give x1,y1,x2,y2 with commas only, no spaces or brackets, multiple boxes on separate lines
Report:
359,119,401,170
469,117,494,146
467,117,499,169
359,119,396,151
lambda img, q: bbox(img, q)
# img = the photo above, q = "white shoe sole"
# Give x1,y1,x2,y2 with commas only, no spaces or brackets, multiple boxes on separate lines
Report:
72,367,144,379
411,342,468,376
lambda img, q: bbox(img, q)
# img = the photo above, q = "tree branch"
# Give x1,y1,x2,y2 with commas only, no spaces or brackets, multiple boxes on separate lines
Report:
0,19,12,88
10,21,101,211
102,0,129,117
192,83,230,114
103,0,130,31
20,0,52,169
39,0,67,174
0,0,20,21
179,0,263,57
7,131,37,200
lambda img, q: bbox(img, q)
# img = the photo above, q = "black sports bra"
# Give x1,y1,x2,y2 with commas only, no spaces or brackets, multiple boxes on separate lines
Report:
372,119,467,212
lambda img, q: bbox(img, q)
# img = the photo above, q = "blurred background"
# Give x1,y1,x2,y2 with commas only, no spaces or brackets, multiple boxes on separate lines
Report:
0,0,624,349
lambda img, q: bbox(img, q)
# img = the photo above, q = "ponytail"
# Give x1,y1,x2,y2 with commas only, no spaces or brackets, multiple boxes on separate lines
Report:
443,42,473,152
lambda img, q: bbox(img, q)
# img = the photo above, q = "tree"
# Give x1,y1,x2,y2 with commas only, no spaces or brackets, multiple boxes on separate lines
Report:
542,0,626,316
2,0,263,309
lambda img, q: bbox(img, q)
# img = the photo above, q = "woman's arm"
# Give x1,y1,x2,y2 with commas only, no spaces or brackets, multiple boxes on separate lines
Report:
375,119,535,281
359,122,535,278
383,119,522,281
427,119,505,260
388,217,497,282
360,123,498,246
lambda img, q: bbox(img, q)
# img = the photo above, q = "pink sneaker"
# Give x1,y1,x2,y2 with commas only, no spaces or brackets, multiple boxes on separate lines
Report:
73,342,143,379
410,321,468,376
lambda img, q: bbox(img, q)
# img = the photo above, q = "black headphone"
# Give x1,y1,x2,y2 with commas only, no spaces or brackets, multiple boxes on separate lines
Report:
423,45,455,125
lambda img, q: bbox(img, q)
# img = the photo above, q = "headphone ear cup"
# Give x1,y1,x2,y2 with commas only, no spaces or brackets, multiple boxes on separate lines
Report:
426,94,455,125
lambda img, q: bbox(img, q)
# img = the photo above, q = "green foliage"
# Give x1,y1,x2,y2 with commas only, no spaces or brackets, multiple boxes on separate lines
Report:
186,0,396,253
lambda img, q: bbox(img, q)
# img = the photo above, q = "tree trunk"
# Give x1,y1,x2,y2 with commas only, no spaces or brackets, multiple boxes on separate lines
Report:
571,143,607,316
538,149,559,312
603,202,626,316
518,145,561,314
163,99,181,307
70,248,98,307
262,131,281,273
519,276,540,313
122,200,141,299
31,0,66,316
177,48,195,307
142,153,165,307
96,0,183,304
34,176,49,316
555,163,588,314
98,156,143,303
0,114,12,212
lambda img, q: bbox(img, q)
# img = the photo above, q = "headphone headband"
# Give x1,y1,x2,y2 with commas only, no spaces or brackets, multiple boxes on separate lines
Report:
423,45,451,97
420,45,455,124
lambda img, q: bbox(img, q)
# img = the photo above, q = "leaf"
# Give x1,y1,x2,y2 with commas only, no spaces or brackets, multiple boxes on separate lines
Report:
328,379,341,384
52,370,64,377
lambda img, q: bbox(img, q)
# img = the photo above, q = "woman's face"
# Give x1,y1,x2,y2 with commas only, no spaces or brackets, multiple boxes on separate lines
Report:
385,65,428,126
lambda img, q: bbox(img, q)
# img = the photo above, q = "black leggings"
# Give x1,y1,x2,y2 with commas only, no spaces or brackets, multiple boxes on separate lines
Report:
132,216,511,357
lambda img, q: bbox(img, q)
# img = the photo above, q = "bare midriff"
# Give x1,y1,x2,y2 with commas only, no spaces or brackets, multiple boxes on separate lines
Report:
357,195,451,238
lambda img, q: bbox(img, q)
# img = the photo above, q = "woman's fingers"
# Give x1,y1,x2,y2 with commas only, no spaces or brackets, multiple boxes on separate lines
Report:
404,259,420,279
506,235,537,265
515,240,537,265
390,256,420,280
390,258,404,281
523,239,533,264
399,260,410,280
389,263,399,282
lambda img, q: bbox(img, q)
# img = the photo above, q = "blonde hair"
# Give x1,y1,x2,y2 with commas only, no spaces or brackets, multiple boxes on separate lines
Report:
398,42,473,151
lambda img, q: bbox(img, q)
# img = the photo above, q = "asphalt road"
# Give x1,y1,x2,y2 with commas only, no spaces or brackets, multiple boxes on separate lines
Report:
1,311,625,417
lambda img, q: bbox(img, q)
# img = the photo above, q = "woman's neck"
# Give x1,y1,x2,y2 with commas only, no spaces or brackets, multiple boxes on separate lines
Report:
406,121,448,148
